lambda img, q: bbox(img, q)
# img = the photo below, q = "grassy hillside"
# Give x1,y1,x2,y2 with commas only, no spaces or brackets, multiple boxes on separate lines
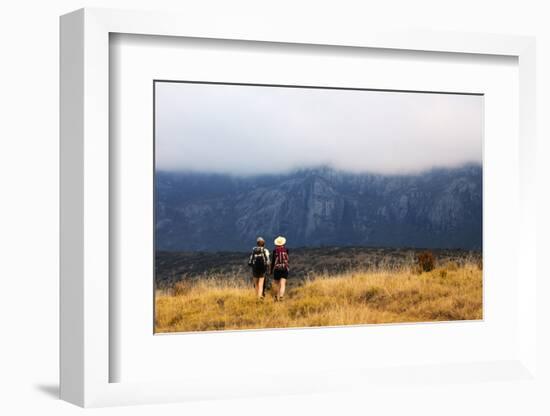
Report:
155,261,482,333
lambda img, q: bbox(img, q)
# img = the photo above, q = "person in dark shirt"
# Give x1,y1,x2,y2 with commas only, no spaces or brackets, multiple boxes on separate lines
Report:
270,236,289,301
248,237,270,300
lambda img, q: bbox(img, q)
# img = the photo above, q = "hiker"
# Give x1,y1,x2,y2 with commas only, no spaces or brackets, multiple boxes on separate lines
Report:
248,237,270,300
271,236,289,301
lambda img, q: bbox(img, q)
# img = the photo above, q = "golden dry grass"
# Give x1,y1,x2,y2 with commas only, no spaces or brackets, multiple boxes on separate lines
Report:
155,263,482,333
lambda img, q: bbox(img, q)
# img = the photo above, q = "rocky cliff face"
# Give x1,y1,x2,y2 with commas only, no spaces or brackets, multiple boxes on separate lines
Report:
156,165,482,251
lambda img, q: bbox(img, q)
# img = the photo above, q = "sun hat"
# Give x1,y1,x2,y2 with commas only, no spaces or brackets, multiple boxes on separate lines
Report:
274,236,286,246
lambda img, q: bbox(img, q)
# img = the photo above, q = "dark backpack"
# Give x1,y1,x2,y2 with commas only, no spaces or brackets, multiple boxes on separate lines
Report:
273,246,289,271
249,247,268,272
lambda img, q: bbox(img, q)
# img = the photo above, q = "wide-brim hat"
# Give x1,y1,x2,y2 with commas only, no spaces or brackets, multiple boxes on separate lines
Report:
274,236,286,246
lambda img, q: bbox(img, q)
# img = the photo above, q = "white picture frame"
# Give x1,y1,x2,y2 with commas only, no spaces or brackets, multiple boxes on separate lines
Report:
60,7,538,408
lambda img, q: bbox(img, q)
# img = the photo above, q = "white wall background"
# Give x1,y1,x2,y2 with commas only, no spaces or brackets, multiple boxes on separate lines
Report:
0,1,548,415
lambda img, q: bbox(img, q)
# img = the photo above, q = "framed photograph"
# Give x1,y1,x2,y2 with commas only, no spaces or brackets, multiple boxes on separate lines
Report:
60,8,538,408
153,80,484,334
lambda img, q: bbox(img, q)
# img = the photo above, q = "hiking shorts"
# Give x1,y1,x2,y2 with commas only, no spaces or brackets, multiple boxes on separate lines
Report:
273,269,289,280
252,266,267,278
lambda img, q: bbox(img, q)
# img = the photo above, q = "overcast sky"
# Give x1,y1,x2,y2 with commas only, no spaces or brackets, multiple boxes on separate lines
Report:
155,82,483,175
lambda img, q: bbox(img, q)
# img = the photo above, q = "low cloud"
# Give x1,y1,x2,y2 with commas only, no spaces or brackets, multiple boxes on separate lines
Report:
155,82,483,175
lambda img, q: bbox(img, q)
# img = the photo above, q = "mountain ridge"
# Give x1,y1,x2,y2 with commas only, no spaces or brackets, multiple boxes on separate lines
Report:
156,164,482,252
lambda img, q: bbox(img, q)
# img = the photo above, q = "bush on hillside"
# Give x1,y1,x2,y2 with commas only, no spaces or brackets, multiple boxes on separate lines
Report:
417,251,435,272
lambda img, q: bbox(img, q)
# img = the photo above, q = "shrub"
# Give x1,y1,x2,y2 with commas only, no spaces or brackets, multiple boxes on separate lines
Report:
417,251,435,272
358,286,383,303
173,280,193,296
443,261,459,271
476,258,483,270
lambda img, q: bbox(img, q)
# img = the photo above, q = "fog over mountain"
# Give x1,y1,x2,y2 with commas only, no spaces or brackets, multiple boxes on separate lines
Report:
155,82,483,175
156,164,482,252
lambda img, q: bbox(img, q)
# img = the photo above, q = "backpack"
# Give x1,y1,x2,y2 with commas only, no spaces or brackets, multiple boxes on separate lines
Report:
273,246,289,271
249,246,268,272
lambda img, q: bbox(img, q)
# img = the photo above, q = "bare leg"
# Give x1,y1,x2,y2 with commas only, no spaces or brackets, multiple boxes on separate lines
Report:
262,276,268,297
278,278,287,299
255,277,265,299
272,280,279,299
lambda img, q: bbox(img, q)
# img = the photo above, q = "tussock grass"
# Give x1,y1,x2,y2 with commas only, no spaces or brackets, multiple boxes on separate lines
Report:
155,263,482,333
